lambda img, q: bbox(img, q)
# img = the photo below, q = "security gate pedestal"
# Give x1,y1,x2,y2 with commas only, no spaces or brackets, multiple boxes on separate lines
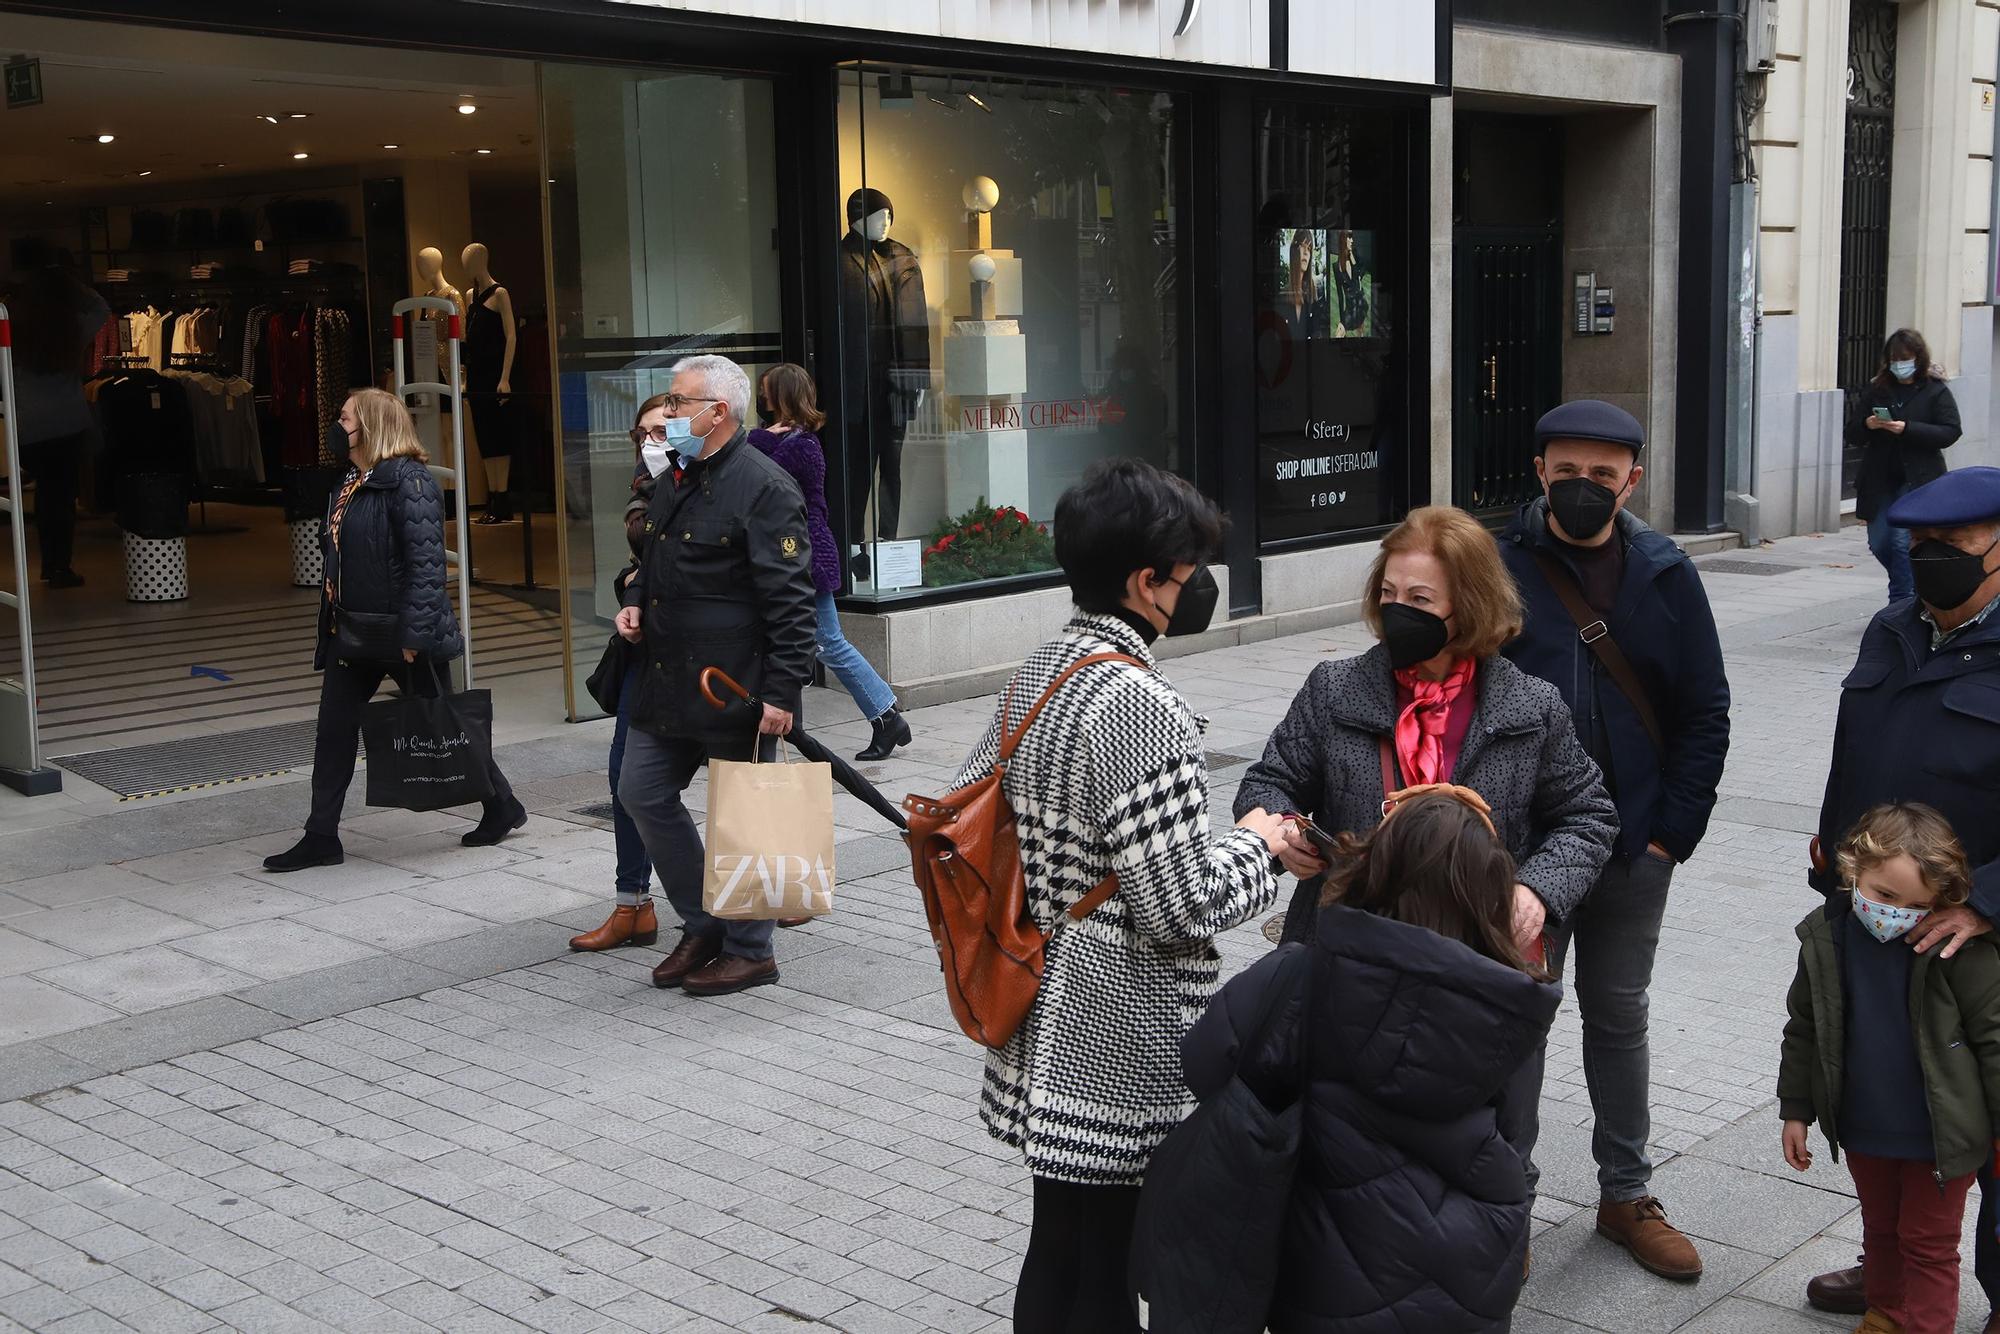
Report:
0,303,60,795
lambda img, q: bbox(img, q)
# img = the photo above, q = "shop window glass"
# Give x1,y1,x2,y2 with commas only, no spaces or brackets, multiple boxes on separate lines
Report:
1252,102,1412,545
837,67,1182,598
543,64,783,716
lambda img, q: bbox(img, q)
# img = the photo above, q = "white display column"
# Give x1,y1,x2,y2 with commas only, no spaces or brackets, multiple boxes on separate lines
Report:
943,178,1035,517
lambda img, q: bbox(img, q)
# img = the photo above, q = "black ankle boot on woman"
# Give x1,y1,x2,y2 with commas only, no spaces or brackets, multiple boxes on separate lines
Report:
856,707,911,761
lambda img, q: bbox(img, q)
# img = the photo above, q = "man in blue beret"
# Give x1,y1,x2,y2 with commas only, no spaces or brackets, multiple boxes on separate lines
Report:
1804,465,2000,1328
1500,399,1731,1281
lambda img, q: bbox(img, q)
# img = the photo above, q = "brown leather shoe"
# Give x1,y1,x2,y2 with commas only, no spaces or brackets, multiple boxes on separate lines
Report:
776,916,811,929
651,932,724,989
1806,1261,1867,1315
1595,1196,1702,1280
681,953,779,996
570,902,658,952
1980,1310,2000,1334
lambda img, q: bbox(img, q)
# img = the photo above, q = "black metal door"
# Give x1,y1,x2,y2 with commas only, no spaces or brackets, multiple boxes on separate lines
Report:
1837,0,1896,499
1452,226,1562,512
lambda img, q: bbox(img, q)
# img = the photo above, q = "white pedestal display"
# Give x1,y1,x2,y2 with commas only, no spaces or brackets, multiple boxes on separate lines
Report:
942,322,1028,398
123,534,189,603
945,426,1032,516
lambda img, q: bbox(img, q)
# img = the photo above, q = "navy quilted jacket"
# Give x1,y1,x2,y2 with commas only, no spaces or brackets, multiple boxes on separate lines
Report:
315,455,464,668
1183,905,1560,1332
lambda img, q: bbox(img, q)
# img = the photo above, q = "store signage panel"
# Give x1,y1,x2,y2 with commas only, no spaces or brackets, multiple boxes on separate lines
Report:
605,0,1438,86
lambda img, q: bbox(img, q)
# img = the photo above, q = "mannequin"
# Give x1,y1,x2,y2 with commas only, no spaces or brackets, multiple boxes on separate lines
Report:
415,246,463,315
461,242,519,523
838,187,930,555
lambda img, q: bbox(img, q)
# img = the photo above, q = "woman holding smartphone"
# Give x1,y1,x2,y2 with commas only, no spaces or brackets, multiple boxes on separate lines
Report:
1849,328,1961,604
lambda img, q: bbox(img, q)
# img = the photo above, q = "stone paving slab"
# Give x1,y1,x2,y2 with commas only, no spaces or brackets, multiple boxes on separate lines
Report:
3,525,1996,1332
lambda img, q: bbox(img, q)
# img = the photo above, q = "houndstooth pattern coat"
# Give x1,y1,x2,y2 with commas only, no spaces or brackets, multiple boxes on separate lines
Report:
953,613,1280,1186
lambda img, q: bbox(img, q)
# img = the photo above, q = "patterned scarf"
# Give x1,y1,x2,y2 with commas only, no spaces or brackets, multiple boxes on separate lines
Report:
1391,656,1477,787
325,471,364,600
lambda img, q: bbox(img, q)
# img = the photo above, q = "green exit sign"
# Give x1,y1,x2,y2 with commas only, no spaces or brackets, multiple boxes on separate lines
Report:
4,59,42,110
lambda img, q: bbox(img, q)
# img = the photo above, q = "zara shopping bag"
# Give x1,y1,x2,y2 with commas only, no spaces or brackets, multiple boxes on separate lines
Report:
703,742,837,920
361,662,496,812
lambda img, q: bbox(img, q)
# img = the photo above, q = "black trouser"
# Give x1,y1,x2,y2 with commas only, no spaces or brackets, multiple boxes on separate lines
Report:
844,409,905,544
466,390,517,518
1013,1177,1141,1334
23,432,83,574
305,656,514,837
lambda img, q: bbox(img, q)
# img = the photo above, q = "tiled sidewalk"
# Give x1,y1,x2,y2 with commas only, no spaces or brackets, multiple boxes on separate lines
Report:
0,524,1982,1332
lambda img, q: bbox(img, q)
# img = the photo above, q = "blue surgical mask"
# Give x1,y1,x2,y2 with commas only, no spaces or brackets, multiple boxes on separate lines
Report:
662,415,697,445
1851,884,1931,944
1890,359,1918,382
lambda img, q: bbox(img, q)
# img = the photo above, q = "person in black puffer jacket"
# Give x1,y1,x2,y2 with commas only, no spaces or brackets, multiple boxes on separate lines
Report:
1848,327,1962,603
1176,789,1562,1332
264,388,524,872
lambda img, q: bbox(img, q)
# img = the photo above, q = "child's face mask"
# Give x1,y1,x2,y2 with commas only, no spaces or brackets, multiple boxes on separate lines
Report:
1852,885,1932,944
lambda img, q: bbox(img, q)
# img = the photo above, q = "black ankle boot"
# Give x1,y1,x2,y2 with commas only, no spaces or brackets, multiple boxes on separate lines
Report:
856,707,911,761
263,832,344,873
462,796,527,846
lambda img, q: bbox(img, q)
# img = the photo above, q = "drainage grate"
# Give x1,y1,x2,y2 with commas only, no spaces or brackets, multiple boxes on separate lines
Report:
1205,750,1253,771
570,801,619,822
56,720,346,800
1696,559,1807,577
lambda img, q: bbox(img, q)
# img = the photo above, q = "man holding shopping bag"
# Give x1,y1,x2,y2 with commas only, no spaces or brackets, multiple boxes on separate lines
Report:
613,355,818,996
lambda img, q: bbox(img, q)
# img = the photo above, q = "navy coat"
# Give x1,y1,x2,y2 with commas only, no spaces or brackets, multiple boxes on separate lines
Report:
1501,501,1731,864
1183,905,1561,1332
315,456,464,671
1816,601,2000,918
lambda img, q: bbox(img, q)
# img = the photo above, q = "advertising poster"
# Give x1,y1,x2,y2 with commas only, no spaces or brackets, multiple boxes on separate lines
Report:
1255,340,1390,541
1330,229,1374,339
1271,227,1331,341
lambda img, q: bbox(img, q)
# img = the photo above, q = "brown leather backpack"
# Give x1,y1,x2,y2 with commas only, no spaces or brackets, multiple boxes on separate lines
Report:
904,652,1146,1048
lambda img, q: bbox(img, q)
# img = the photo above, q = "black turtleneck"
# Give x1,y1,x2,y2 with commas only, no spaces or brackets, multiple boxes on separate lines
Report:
1109,605,1161,646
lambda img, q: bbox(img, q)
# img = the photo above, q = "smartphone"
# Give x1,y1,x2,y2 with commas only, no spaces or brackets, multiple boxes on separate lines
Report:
1284,813,1341,864
1872,406,1893,421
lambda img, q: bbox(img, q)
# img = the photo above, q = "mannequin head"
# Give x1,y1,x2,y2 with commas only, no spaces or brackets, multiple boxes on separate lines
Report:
846,188,894,242
460,242,490,279
417,247,444,283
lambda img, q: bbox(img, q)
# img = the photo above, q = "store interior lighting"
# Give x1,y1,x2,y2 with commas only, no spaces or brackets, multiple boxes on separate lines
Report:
457,100,477,114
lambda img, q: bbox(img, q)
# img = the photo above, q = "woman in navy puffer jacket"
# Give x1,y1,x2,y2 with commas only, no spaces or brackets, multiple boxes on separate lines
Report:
1179,788,1561,1332
750,364,912,761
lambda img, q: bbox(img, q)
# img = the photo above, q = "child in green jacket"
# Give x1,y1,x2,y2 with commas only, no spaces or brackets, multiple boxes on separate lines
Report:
1778,803,2000,1334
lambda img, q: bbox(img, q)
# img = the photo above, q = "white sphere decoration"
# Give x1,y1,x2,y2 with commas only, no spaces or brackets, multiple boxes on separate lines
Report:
968,253,998,283
962,175,1001,213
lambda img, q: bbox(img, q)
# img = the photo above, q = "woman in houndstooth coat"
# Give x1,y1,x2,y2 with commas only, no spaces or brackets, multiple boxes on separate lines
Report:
952,460,1289,1333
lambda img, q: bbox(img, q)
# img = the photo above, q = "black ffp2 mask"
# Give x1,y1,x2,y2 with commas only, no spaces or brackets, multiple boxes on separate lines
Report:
1910,537,1999,612
1548,476,1624,544
1163,567,1220,638
1380,602,1451,670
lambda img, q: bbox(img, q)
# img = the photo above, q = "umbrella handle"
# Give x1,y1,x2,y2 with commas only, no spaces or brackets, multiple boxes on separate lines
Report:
699,666,759,713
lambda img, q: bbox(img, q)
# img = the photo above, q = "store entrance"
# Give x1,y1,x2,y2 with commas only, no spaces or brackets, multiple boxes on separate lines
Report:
0,15,559,794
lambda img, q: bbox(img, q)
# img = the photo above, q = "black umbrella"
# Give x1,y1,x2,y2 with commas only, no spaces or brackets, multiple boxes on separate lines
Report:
699,666,909,831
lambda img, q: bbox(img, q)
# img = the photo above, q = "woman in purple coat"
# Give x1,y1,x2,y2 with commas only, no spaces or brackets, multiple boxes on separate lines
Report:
751,364,912,760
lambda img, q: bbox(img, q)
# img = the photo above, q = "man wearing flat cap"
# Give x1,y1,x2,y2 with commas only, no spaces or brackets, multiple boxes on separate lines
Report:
1500,399,1732,1281
1804,465,2000,1329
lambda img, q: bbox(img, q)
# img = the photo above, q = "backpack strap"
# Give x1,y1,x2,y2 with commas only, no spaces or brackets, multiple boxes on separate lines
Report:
997,651,1149,763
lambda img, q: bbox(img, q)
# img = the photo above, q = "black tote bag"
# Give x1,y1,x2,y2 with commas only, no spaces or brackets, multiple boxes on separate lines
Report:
361,662,495,811
1129,945,1309,1334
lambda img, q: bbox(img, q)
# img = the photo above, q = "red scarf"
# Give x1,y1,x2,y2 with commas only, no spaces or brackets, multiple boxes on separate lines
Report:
1391,657,1476,787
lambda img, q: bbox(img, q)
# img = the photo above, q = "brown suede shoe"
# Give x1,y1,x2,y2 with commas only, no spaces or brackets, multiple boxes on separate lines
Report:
681,954,779,996
570,902,658,952
1595,1196,1702,1280
651,932,724,989
1806,1262,1867,1315
1855,1309,1905,1334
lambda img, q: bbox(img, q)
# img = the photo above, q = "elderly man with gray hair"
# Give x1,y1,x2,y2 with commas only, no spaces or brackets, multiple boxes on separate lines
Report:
612,354,818,996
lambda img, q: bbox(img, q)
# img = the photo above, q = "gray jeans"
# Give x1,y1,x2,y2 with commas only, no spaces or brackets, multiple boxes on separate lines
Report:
617,727,777,961
1544,851,1675,1202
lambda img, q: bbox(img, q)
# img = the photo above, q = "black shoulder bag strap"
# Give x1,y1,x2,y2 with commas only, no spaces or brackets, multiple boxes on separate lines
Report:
1530,551,1667,754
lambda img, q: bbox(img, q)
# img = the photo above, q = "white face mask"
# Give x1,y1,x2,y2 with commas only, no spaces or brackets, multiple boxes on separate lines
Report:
641,443,674,478
1852,884,1932,944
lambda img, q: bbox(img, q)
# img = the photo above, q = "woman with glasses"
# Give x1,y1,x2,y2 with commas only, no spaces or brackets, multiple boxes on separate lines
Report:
751,364,911,761
570,393,670,951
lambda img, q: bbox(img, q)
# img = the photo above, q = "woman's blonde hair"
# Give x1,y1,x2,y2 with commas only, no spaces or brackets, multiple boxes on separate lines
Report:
1837,803,1973,908
346,387,427,469
1362,505,1523,661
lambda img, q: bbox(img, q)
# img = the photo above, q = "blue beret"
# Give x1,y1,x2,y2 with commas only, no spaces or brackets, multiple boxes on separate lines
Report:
1534,399,1645,453
1886,466,2000,528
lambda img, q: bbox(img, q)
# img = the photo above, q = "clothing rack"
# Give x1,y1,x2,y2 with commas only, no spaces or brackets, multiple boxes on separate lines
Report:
167,351,262,534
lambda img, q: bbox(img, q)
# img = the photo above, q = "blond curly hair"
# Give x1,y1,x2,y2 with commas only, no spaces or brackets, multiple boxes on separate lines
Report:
1837,802,1972,907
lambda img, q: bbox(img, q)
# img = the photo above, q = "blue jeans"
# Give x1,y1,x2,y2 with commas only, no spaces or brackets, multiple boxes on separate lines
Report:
608,661,653,906
617,726,777,961
1867,490,1914,602
815,590,897,721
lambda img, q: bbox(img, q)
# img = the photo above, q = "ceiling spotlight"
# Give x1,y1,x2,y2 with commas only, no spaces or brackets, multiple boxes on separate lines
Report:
964,92,991,113
457,100,477,115
292,151,309,160
287,112,310,119
137,169,152,177
96,133,116,144
259,114,279,124
202,162,226,169
381,143,400,150
475,147,493,155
